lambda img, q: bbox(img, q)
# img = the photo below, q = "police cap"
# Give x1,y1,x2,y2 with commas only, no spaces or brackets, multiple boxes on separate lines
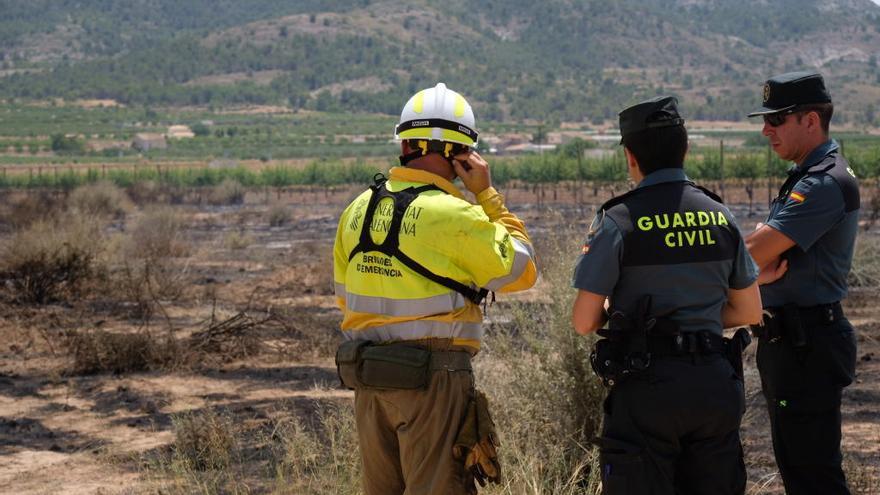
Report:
618,96,685,144
747,71,831,117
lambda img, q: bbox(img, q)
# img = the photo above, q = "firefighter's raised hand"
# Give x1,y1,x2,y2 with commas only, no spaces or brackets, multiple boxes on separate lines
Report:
453,151,492,195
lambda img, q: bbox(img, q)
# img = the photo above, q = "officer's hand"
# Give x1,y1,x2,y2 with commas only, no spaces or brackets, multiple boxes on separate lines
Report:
758,257,788,285
452,151,492,195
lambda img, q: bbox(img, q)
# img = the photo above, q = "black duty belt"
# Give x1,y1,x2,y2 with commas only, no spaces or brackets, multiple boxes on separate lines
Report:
646,330,725,357
751,302,843,342
775,302,843,324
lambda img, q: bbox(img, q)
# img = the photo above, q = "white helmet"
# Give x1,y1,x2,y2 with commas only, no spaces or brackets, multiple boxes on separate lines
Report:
394,83,479,149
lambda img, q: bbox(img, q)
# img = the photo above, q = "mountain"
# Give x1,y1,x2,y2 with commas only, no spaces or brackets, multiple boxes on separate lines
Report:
1,0,879,124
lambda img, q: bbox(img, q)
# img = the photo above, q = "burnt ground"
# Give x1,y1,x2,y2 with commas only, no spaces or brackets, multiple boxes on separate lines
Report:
0,182,878,494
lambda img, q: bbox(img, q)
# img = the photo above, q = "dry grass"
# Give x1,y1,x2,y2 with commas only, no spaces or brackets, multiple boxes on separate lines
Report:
270,404,361,494
172,409,238,472
844,455,880,495
850,234,880,288
144,403,360,495
224,230,254,250
477,212,604,494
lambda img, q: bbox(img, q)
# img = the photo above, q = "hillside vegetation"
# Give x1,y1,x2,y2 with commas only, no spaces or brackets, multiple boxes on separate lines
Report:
1,0,879,123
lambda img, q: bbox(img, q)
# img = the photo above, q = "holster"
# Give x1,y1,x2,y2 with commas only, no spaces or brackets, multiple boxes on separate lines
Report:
723,327,752,380
335,341,431,390
590,337,628,387
453,389,501,491
751,304,806,348
590,296,664,387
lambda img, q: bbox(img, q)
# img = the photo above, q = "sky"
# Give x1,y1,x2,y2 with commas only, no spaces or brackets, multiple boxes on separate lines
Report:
874,0,880,6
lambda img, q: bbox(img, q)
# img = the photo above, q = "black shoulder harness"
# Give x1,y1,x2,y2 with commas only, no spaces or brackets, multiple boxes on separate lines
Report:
776,152,859,212
348,174,489,304
597,180,722,213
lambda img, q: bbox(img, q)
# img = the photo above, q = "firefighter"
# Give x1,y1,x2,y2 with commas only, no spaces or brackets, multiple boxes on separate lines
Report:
333,83,538,495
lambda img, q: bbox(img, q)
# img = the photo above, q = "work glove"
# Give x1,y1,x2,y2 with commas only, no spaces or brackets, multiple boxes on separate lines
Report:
453,390,502,490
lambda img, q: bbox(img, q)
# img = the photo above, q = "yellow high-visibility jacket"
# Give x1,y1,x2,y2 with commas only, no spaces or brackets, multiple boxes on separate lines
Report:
333,166,538,354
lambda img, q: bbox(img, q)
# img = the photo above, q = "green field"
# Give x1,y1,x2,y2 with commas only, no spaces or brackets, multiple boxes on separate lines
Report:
1,102,879,189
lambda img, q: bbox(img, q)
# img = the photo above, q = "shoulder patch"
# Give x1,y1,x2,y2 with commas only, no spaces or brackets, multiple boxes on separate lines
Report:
788,191,806,203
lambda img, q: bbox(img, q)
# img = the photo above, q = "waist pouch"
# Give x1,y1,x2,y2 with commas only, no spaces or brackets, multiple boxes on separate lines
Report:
335,341,431,390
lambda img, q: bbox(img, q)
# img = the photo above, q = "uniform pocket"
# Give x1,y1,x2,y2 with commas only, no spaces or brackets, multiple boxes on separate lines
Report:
825,326,856,388
597,437,647,495
775,387,842,466
335,340,371,389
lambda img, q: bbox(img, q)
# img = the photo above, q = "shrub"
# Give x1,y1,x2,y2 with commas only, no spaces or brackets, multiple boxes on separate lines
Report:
0,191,65,228
126,180,162,205
111,206,191,309
50,134,86,155
68,181,133,219
127,206,189,260
224,230,253,250
0,214,103,304
267,203,290,227
208,179,245,205
65,328,176,375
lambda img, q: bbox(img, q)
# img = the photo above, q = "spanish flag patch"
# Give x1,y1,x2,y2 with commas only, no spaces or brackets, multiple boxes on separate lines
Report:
582,244,590,254
789,191,806,203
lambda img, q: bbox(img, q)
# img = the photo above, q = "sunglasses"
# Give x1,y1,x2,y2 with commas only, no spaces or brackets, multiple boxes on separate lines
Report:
763,108,797,127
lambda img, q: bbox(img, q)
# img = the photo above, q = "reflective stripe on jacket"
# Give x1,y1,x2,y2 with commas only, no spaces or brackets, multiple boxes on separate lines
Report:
333,166,537,352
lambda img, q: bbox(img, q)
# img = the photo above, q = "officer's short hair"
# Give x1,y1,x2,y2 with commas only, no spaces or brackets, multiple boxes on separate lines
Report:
795,103,833,135
623,125,688,175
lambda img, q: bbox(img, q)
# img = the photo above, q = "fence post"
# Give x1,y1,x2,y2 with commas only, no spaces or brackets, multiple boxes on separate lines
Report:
719,139,725,199
767,141,773,205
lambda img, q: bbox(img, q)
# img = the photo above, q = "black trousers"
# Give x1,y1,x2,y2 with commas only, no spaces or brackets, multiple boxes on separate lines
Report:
598,354,746,495
756,316,857,495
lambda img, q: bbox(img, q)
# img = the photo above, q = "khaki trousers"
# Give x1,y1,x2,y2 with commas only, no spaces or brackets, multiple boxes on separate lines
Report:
354,369,474,495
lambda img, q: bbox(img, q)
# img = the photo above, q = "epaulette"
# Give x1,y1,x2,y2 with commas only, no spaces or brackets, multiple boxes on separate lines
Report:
598,187,643,213
804,154,836,175
692,183,723,204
